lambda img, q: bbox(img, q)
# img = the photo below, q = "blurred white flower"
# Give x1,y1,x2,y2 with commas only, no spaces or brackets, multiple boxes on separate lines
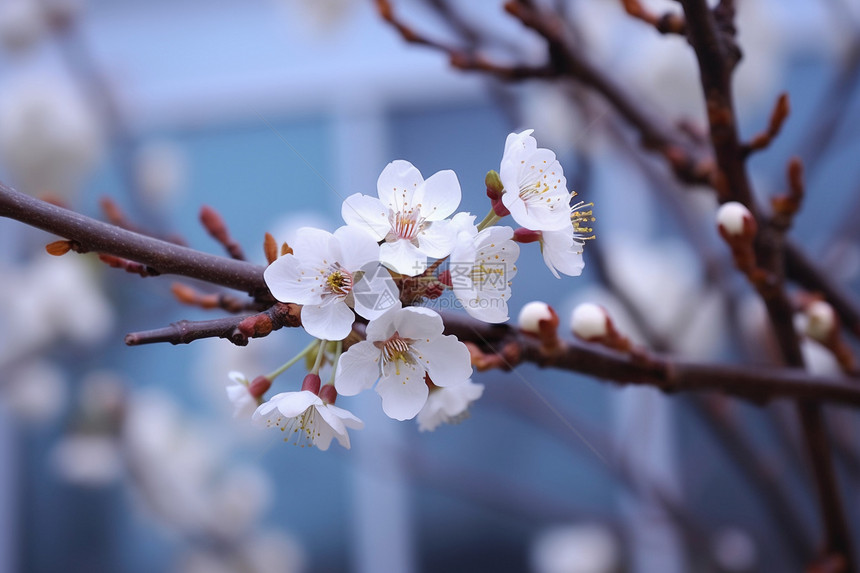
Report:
226,371,258,419
531,523,619,573
711,527,757,572
0,74,103,199
0,256,113,363
240,530,306,573
51,434,122,486
416,379,484,432
134,141,186,209
2,359,66,423
0,0,44,53
206,465,272,539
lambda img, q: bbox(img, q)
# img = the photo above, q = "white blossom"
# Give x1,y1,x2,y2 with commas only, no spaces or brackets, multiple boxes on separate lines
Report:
335,305,472,421
499,130,571,232
253,390,363,450
417,379,484,432
449,225,519,323
0,75,102,199
342,160,462,275
264,225,397,340
226,371,257,419
51,435,122,487
531,523,619,573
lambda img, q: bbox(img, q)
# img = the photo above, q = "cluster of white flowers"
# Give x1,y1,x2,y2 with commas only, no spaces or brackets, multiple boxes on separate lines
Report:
227,130,590,449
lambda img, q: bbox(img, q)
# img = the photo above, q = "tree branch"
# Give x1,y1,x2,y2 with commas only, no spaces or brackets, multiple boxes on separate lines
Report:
0,182,268,298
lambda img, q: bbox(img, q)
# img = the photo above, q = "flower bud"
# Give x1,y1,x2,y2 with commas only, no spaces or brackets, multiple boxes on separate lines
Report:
319,384,338,405
804,300,836,343
570,303,609,340
300,373,321,395
518,301,554,335
716,201,754,237
248,375,272,399
485,170,503,200
513,227,542,244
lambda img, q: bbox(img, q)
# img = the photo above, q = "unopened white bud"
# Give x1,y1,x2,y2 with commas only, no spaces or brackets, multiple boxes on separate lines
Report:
716,201,752,236
518,301,552,334
571,303,608,340
805,300,836,342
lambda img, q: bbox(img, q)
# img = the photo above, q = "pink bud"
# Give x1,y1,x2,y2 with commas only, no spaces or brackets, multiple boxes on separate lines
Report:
513,227,542,244
319,384,337,405
301,373,322,395
248,376,272,399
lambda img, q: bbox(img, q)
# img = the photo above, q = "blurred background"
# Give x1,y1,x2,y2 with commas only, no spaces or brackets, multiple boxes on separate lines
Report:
0,0,859,571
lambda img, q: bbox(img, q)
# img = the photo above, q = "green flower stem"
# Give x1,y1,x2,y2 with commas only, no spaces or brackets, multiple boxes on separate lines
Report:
327,340,343,385
266,339,318,381
477,210,502,231
310,338,327,374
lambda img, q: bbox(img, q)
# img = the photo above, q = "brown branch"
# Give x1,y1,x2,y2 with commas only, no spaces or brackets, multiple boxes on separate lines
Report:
199,205,245,261
98,254,161,278
0,182,269,297
621,0,686,35
441,313,860,409
743,93,791,157
124,315,253,346
171,283,263,314
680,0,854,564
124,303,300,346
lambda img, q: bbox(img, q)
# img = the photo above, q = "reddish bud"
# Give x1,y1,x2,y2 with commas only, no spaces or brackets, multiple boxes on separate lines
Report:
491,197,511,217
513,228,542,244
319,384,337,404
264,232,278,264
301,373,322,395
248,375,272,399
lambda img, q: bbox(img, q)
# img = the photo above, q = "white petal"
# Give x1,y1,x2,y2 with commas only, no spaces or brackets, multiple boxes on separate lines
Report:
291,227,340,265
377,160,423,212
317,404,364,449
264,255,323,305
334,225,380,270
416,220,457,259
352,268,400,321
449,212,478,238
376,361,429,421
274,391,321,418
541,230,584,278
342,193,391,241
417,169,461,220
380,239,426,276
411,335,472,387
393,306,444,340
365,303,402,342
300,301,356,341
335,341,381,396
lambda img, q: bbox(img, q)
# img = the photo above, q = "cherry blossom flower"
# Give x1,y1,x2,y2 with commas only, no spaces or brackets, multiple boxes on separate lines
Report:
253,390,363,450
341,159,462,276
537,196,592,278
225,371,258,419
334,305,472,421
499,130,571,232
263,225,397,340
449,225,519,323
417,379,484,432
